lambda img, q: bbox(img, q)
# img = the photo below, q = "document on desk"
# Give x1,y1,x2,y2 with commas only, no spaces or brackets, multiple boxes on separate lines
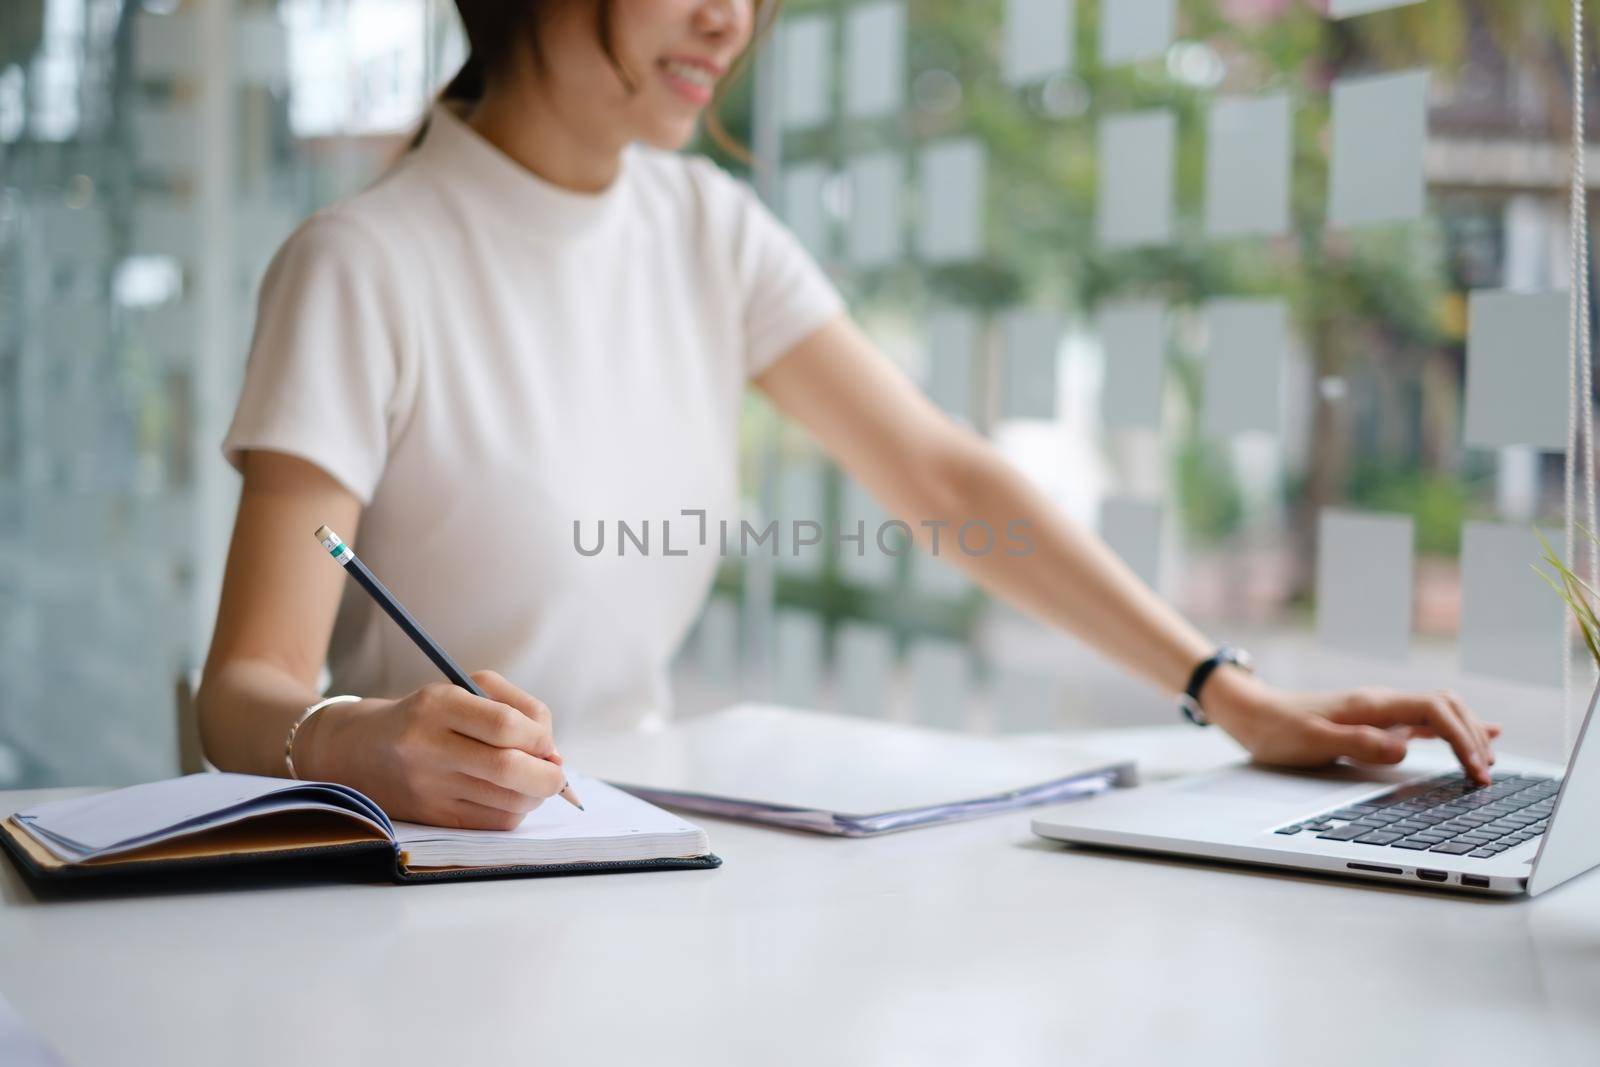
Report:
570,704,1136,836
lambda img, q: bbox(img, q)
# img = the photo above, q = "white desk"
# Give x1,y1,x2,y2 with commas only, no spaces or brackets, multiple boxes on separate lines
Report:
2,726,1597,1067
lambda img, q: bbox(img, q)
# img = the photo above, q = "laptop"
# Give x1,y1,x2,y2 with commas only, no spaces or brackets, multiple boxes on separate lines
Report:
1032,682,1600,897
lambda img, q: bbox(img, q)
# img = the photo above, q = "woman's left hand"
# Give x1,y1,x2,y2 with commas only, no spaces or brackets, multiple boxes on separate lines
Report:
1200,669,1502,785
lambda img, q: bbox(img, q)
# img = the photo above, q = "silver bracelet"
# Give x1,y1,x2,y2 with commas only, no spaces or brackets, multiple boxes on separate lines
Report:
285,695,360,779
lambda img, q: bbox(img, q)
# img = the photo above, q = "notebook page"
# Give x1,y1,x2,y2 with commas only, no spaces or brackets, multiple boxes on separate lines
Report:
392,772,708,868
14,774,392,861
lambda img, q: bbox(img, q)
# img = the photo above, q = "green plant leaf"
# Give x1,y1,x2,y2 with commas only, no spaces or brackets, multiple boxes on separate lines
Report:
1532,527,1600,667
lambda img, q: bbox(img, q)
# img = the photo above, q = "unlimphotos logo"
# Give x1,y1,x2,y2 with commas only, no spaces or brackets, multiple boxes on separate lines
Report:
573,509,1034,559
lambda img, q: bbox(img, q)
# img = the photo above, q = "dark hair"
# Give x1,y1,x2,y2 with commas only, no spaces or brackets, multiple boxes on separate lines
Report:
440,0,778,161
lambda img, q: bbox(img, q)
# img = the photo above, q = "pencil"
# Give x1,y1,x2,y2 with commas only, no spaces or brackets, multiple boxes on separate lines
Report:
313,524,583,812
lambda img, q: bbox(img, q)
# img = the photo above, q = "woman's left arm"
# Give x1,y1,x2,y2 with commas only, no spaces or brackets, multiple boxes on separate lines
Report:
755,316,1499,783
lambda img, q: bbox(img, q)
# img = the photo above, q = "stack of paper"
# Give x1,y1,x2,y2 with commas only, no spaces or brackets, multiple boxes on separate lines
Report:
14,774,390,864
570,704,1135,836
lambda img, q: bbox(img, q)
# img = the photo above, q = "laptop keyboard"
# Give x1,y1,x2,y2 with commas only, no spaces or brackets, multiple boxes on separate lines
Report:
1273,772,1559,858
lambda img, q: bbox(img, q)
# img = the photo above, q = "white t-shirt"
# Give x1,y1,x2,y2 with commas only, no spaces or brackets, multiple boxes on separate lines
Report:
223,104,843,733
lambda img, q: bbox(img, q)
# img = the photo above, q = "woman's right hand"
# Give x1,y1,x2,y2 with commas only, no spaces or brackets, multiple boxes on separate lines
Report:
298,669,566,830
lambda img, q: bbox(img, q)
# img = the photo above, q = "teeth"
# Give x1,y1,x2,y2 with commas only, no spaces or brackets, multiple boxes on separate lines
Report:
664,60,714,88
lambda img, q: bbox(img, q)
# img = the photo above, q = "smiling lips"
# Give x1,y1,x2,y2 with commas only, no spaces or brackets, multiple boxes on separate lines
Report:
659,57,720,105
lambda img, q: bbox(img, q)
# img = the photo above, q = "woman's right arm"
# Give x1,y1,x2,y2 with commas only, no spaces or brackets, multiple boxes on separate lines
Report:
197,450,567,830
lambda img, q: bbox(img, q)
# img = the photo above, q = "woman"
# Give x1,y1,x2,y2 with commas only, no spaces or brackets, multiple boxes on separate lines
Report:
198,0,1498,830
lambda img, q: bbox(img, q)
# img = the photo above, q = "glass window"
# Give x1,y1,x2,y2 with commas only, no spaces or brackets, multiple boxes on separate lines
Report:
680,0,1592,748
0,0,1590,786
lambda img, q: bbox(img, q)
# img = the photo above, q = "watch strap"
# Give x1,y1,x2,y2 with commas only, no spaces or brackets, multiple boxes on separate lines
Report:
1178,646,1253,727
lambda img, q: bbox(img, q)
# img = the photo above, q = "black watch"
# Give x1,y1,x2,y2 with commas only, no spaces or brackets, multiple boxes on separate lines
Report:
1178,645,1254,727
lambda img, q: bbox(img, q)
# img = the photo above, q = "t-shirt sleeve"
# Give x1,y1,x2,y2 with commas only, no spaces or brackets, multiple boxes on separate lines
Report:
716,168,846,378
221,214,409,506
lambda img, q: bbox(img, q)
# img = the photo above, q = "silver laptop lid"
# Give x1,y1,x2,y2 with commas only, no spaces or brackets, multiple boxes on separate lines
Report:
1528,680,1600,896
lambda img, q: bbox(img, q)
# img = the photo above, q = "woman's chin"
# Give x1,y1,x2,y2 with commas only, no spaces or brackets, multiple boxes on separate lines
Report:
635,114,702,153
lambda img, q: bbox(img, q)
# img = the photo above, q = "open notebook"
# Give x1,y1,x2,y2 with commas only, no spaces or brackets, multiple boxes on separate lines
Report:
1,771,718,885
569,704,1136,836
